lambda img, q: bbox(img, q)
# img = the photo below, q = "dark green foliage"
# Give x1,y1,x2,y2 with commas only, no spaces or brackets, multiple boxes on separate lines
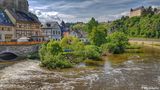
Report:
86,17,98,33
109,13,160,38
89,27,107,46
39,41,73,69
106,32,129,54
47,40,63,55
40,53,73,69
84,45,101,60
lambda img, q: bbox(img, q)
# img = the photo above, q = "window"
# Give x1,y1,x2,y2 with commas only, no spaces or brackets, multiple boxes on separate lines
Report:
56,31,57,35
53,31,55,34
58,31,61,35
0,34,2,40
2,27,4,31
7,28,10,31
5,34,12,41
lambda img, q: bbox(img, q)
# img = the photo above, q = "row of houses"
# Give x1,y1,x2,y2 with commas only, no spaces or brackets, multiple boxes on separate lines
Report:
0,9,87,42
42,21,89,43
0,0,88,42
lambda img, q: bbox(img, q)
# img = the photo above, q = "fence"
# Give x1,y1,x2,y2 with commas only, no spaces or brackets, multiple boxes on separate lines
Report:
0,41,45,45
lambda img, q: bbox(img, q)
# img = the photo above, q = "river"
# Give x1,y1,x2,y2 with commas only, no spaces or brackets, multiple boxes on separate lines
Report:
0,46,160,90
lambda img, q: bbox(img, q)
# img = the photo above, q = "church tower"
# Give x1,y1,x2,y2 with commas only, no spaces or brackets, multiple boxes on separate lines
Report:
0,0,29,12
17,0,29,12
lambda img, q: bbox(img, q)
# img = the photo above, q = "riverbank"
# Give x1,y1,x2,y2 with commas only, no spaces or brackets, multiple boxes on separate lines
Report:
129,39,160,50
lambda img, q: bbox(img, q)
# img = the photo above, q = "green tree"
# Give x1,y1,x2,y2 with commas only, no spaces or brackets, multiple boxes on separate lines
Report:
47,40,62,55
60,36,80,50
71,23,85,31
89,27,107,46
39,40,73,69
84,45,101,59
86,17,98,33
107,32,129,54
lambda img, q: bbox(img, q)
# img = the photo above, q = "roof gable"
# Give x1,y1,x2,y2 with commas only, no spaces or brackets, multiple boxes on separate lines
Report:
0,10,13,26
9,10,40,23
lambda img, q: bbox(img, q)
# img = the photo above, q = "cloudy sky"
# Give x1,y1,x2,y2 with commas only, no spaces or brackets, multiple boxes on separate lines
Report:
28,0,160,23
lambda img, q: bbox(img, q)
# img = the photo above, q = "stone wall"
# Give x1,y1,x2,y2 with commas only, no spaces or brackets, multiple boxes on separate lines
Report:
0,44,39,57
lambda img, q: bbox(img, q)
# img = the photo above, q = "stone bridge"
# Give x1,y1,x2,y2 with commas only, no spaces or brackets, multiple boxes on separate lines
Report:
0,44,40,57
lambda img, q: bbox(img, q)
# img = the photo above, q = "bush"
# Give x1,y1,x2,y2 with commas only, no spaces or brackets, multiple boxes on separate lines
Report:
100,43,109,55
84,45,101,60
107,43,125,54
47,40,62,55
39,41,73,69
106,32,129,54
41,53,73,69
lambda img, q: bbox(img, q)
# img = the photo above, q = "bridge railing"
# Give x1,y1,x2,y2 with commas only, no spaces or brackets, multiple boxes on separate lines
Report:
0,41,46,45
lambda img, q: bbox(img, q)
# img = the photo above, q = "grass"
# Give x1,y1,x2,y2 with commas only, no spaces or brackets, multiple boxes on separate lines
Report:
126,44,141,49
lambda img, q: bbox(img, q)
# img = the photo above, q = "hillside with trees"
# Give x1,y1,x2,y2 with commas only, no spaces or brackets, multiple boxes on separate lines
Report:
109,7,160,38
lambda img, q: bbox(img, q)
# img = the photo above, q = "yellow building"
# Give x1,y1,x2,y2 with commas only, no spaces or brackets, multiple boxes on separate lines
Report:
5,9,42,41
0,10,15,41
0,0,43,42
0,25,15,41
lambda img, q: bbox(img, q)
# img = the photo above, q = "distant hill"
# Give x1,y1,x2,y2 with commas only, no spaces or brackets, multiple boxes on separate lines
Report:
109,12,160,38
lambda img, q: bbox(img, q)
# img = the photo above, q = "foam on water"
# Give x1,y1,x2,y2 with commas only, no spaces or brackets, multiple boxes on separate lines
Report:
0,60,100,90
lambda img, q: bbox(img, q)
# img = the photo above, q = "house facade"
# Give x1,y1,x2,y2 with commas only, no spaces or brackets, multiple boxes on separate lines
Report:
0,0,42,42
5,9,42,41
42,22,62,41
0,10,15,41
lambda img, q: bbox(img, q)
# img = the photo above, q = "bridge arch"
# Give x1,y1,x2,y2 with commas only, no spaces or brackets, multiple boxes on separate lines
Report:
0,52,18,60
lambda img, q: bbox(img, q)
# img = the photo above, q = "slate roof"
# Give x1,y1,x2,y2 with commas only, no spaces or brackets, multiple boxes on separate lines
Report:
0,10,13,26
70,30,87,38
42,22,60,29
9,10,40,23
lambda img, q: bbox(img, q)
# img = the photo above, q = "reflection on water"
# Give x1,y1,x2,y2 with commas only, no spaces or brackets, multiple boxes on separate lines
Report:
0,46,160,90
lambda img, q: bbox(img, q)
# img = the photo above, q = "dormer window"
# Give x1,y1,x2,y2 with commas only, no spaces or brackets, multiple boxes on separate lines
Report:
46,23,51,27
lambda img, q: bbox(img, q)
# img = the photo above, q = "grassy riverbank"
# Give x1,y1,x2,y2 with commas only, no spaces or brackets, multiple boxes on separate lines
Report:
129,39,160,50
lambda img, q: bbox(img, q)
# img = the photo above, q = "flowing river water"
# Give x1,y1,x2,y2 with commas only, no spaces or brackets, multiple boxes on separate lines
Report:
0,46,160,90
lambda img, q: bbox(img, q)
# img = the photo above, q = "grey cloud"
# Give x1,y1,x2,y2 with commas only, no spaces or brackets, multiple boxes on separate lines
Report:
28,0,160,22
